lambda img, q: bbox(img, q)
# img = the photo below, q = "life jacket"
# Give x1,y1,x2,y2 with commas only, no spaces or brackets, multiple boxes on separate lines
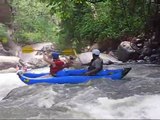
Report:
50,59,64,76
88,57,103,72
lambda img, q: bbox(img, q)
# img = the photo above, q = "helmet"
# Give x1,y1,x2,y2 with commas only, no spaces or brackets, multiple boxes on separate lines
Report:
92,49,100,56
52,52,59,59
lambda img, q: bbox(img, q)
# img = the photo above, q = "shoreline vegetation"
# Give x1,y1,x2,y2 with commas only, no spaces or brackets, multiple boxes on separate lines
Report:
0,0,160,73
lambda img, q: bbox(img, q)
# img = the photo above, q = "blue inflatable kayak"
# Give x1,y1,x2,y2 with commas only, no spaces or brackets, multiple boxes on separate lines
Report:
17,68,131,85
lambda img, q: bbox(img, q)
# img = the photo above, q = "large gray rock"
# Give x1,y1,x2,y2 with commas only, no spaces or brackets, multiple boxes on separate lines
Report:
0,62,17,70
76,52,122,65
117,41,135,62
0,43,55,72
0,56,20,63
36,44,55,55
27,57,48,69
0,56,20,71
0,67,16,73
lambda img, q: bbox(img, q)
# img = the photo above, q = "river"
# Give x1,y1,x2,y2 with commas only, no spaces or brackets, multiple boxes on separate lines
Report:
0,64,160,119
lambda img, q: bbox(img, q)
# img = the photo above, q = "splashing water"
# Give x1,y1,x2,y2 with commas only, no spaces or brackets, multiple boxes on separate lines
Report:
0,64,160,119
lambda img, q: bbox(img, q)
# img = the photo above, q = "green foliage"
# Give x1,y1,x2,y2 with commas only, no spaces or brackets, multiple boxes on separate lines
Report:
12,0,59,44
0,24,8,43
0,24,7,37
40,0,153,49
12,0,156,49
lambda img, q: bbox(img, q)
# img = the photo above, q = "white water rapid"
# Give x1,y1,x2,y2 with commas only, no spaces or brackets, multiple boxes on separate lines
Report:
0,64,160,119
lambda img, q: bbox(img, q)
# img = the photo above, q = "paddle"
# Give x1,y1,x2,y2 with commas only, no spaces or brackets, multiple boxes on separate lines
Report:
72,48,83,63
22,45,76,55
22,45,83,65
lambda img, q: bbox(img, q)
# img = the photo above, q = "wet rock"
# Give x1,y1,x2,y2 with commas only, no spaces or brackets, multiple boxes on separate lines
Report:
36,44,56,55
117,41,136,62
0,62,17,70
27,57,48,69
137,60,146,64
139,45,152,59
149,54,160,64
0,67,16,73
0,56,20,63
0,56,20,69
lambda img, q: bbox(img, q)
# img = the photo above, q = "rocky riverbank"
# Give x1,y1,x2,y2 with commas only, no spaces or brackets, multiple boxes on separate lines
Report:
0,42,123,73
2,38,160,73
0,42,53,73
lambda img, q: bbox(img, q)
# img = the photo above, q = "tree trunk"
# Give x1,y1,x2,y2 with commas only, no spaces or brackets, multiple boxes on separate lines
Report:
0,0,21,56
0,0,12,25
5,24,21,56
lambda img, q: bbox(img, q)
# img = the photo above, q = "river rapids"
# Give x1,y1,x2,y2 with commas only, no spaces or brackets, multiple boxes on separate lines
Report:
0,64,160,119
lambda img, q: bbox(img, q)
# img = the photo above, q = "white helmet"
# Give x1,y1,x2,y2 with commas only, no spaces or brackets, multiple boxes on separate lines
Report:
92,49,100,55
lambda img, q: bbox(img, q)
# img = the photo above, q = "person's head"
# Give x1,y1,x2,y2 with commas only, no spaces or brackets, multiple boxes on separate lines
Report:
92,49,100,58
52,52,60,59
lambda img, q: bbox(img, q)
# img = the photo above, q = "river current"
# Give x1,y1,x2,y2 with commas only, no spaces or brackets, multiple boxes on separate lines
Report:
0,64,160,119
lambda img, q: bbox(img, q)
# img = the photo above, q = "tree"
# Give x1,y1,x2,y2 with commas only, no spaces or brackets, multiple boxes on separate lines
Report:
12,0,59,44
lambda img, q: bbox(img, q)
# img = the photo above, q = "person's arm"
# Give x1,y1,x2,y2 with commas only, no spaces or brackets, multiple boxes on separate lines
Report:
62,56,74,68
43,53,55,66
84,68,100,76
85,59,103,76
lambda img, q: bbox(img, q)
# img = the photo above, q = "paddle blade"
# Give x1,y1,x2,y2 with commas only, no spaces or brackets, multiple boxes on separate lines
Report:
22,46,37,53
22,45,76,55
61,48,76,55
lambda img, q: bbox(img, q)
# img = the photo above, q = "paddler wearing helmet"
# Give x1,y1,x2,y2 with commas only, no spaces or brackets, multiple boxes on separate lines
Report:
43,51,66,76
84,49,103,76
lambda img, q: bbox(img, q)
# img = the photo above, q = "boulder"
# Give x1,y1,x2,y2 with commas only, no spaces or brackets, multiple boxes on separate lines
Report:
0,56,20,63
117,41,136,62
0,67,16,73
0,42,53,71
35,43,56,55
27,57,48,69
76,52,122,65
0,56,20,70
0,62,17,70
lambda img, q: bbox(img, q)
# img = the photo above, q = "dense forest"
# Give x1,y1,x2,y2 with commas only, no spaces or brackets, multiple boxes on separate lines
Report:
0,0,160,52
